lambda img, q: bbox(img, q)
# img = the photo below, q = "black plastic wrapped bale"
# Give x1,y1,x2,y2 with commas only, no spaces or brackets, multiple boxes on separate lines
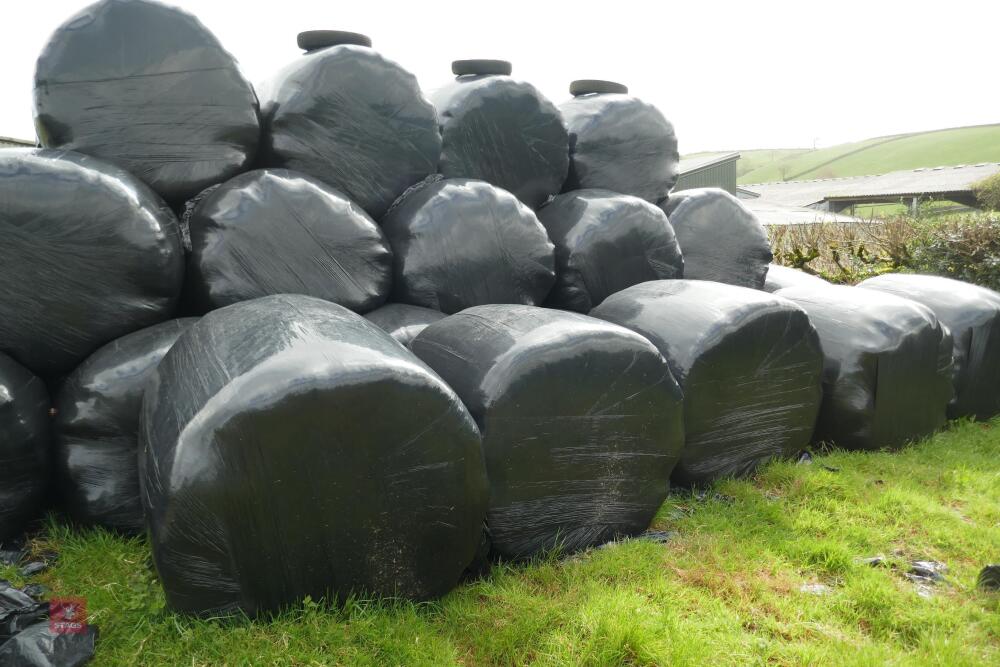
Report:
433,60,568,209
560,81,678,203
259,31,441,220
364,304,446,347
590,280,824,486
859,274,1000,420
762,264,829,293
411,305,684,560
0,354,49,543
33,0,260,203
776,284,953,450
538,189,684,312
140,295,488,615
0,149,184,377
659,188,773,289
381,179,556,313
184,169,392,313
53,319,197,534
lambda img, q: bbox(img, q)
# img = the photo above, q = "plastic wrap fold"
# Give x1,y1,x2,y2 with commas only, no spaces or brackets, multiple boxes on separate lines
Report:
591,280,824,486
364,304,446,347
140,295,488,615
762,264,829,293
0,148,183,378
411,305,683,560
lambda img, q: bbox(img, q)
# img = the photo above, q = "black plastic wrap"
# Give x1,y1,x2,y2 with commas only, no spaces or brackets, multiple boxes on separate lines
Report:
140,295,488,615
538,189,684,312
411,305,684,560
433,64,568,209
762,264,829,293
659,188,773,289
0,149,183,378
590,280,824,486
0,622,97,667
0,354,50,542
33,0,260,203
381,179,556,313
53,319,197,534
259,38,441,220
775,285,953,450
364,304,446,347
859,274,1000,420
560,86,678,203
184,169,392,313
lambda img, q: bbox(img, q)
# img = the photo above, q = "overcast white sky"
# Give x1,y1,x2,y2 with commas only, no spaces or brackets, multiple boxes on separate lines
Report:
3,0,998,152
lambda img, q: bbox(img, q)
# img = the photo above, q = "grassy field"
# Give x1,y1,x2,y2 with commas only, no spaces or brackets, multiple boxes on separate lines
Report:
4,420,999,666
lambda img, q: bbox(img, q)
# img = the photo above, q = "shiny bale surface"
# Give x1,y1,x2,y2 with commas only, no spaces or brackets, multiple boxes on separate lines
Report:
140,295,488,615
433,70,568,209
0,354,50,542
538,189,684,312
660,188,773,290
762,264,830,293
33,0,260,203
0,149,183,378
259,43,441,220
184,169,392,313
364,303,446,347
560,91,678,203
411,305,683,560
54,319,197,534
381,179,556,314
859,273,1000,420
776,284,953,450
591,280,824,486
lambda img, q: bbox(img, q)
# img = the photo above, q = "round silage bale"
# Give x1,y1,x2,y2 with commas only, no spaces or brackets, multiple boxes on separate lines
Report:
762,264,830,293
364,303,446,347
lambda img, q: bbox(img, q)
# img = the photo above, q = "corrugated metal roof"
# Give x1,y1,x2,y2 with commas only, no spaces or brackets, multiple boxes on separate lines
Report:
678,152,740,175
0,136,35,148
743,199,864,226
743,163,1000,207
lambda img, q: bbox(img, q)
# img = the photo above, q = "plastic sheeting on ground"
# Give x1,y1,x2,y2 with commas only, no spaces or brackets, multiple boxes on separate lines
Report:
184,169,392,313
0,149,184,378
0,621,97,667
380,179,555,314
364,304,446,347
140,295,488,615
0,355,49,543
776,284,953,450
259,34,440,220
590,280,824,486
33,0,259,203
538,189,684,312
411,305,684,560
433,62,568,209
859,273,1000,420
54,319,197,534
560,84,678,203
762,264,830,293
659,188,773,290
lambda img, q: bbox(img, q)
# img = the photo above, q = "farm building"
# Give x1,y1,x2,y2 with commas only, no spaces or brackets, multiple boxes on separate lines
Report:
674,152,740,194
1,136,35,148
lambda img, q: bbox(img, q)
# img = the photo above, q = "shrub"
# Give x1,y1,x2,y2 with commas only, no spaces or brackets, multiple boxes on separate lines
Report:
909,213,1000,291
972,173,1000,211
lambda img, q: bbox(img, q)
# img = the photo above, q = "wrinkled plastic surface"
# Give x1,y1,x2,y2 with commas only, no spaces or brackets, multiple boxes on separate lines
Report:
859,273,1000,420
33,0,260,203
0,622,97,667
260,44,440,219
185,169,392,313
776,285,953,450
411,305,683,560
660,188,773,289
54,319,197,534
0,149,184,377
0,355,50,542
1,580,47,644
433,73,568,208
364,304,446,347
590,280,824,486
381,179,556,313
538,189,684,312
763,264,829,293
140,295,488,615
560,91,678,203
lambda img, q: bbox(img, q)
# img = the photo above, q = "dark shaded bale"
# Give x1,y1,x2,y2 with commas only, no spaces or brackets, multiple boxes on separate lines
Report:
762,264,829,293
411,305,683,560
0,354,49,542
591,280,824,486
364,304,446,347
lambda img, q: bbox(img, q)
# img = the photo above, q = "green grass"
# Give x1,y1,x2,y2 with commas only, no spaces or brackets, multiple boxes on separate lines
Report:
5,420,1000,665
